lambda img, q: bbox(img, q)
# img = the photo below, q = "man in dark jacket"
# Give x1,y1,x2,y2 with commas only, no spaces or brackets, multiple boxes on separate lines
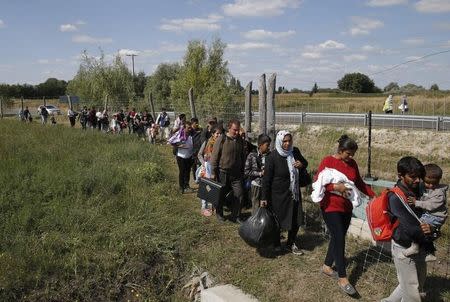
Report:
382,156,432,302
210,119,245,223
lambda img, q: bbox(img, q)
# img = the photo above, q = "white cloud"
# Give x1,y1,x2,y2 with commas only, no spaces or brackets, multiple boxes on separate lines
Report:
118,49,140,56
159,14,222,32
222,0,302,17
305,40,346,52
344,54,367,62
349,16,384,36
242,29,296,40
75,20,86,25
228,42,273,50
0,19,4,28
37,59,50,64
402,38,425,45
366,0,407,6
319,40,346,49
361,45,376,51
302,52,322,59
415,0,450,13
72,34,113,44
60,24,78,32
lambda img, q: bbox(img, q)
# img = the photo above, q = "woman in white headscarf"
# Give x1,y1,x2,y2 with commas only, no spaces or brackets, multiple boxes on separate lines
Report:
260,130,308,255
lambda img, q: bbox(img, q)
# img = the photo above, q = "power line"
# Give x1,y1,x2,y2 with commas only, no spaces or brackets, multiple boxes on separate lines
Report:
369,49,450,77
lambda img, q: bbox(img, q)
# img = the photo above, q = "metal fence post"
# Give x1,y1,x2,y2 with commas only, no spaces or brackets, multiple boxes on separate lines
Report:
366,111,373,179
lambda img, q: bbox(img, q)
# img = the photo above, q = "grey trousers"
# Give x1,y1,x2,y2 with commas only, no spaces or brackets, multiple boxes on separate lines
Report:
382,241,427,302
250,184,261,215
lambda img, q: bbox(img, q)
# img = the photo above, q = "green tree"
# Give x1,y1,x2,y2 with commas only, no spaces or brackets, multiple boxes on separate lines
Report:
144,63,181,110
430,83,439,91
337,72,376,93
67,50,134,109
311,82,318,95
383,82,399,92
229,76,244,95
36,78,67,97
401,83,425,93
170,38,236,119
133,71,147,98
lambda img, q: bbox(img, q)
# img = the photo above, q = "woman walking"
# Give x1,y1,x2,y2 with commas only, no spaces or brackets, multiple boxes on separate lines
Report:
316,135,375,296
260,130,308,255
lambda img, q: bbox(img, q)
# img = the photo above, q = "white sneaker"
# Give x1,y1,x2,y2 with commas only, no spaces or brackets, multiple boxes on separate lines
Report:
291,243,304,255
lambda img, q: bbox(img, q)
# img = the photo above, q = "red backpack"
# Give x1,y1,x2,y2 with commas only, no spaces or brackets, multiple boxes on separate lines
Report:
366,187,408,241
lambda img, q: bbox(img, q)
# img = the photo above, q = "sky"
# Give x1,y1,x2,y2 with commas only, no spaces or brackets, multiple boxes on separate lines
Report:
1,0,450,90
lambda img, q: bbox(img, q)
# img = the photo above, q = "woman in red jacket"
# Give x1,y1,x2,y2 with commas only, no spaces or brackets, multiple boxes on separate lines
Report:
316,135,375,296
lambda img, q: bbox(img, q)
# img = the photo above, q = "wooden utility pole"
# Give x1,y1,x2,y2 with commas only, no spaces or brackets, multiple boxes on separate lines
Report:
258,74,267,135
266,73,276,146
188,87,196,118
67,95,73,110
0,97,3,119
21,96,24,111
149,92,156,121
244,81,252,135
43,96,46,107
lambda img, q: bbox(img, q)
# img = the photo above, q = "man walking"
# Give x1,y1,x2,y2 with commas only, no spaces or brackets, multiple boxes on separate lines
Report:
210,119,246,223
156,108,170,142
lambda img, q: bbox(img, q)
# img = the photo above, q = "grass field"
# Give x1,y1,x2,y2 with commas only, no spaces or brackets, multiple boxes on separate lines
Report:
0,120,449,301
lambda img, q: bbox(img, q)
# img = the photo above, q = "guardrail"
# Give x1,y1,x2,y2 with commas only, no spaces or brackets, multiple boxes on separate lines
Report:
251,112,449,131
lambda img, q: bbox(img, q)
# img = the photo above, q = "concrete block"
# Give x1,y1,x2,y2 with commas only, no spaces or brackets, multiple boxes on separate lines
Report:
201,284,259,302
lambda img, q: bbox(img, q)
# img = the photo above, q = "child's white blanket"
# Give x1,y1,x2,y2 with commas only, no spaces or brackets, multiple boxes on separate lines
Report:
311,168,365,207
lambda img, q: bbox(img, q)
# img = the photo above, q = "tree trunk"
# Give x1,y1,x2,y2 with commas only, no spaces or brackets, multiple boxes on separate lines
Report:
189,87,196,118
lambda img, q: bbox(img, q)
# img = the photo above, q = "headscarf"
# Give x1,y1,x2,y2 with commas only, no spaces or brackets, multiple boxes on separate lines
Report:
275,130,300,202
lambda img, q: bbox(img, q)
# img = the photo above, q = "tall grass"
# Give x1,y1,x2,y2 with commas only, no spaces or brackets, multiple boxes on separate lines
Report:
0,121,203,301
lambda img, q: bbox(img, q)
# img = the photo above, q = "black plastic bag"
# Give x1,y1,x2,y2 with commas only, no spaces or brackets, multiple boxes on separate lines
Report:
238,207,280,248
299,167,312,187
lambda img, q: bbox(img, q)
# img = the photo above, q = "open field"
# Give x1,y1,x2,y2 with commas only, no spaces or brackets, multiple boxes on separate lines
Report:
0,120,449,301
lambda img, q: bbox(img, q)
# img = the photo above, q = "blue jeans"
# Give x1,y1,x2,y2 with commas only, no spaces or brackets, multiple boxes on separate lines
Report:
420,213,445,228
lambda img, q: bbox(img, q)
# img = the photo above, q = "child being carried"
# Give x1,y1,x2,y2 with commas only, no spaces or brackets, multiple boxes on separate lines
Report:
403,164,448,261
